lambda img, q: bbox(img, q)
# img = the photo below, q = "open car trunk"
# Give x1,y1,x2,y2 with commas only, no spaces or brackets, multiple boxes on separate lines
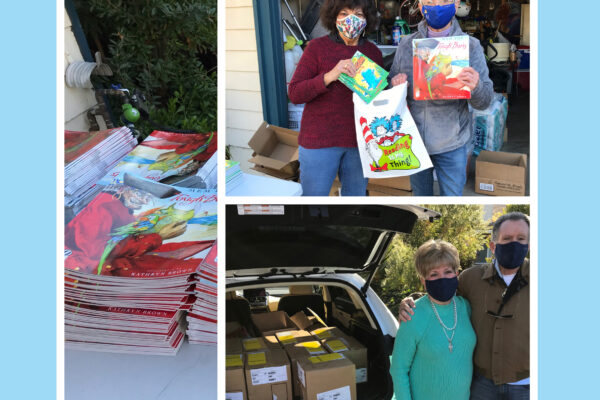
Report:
225,279,396,400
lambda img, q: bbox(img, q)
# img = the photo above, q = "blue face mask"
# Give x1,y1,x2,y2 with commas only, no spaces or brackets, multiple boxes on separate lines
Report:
425,276,458,302
422,3,456,30
494,241,529,269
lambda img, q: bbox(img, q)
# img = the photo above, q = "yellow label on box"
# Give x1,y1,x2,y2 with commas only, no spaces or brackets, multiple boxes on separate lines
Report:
308,353,343,364
312,328,332,339
226,354,243,368
247,352,267,366
278,334,296,344
300,341,325,353
243,338,262,351
326,339,349,352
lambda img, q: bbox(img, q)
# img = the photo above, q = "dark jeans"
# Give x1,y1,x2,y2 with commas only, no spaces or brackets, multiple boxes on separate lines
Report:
470,373,530,400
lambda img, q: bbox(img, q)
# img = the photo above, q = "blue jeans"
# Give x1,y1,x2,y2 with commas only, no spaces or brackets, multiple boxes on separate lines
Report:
299,146,368,196
470,373,530,400
410,143,468,196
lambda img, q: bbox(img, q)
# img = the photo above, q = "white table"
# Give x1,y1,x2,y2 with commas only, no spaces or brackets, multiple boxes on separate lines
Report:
65,341,216,399
227,172,302,196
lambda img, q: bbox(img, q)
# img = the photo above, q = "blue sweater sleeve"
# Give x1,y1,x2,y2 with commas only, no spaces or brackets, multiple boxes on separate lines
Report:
390,317,422,400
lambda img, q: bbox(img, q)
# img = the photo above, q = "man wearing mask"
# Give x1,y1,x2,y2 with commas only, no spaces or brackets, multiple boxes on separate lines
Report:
398,212,530,399
388,0,493,196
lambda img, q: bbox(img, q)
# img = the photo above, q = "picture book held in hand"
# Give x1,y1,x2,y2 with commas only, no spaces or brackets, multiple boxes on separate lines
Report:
338,50,388,104
412,35,470,100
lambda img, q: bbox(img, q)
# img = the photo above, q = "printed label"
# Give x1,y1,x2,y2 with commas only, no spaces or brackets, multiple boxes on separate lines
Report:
277,332,296,344
479,182,494,192
243,338,262,351
247,352,267,366
326,339,349,353
312,328,333,339
356,368,368,383
300,341,326,354
297,361,306,388
316,385,352,400
225,392,244,400
309,353,344,364
226,354,243,368
250,366,288,386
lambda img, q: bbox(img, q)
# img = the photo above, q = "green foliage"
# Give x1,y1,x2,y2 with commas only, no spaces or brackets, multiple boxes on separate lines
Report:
374,205,489,309
505,204,530,215
74,0,217,137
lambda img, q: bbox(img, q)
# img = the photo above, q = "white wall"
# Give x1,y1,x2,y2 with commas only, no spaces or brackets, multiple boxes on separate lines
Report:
64,9,99,131
226,0,264,172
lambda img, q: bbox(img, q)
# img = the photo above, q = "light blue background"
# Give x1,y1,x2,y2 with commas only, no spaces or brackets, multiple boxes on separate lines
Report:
539,1,599,398
0,2,57,398
1,1,597,398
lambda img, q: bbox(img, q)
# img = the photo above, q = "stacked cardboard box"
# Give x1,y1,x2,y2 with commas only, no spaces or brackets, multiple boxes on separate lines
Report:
284,340,329,395
243,348,293,400
226,338,248,400
323,336,368,384
296,353,357,400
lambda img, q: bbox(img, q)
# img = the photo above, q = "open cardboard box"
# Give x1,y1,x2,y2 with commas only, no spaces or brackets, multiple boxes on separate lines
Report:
248,122,299,178
475,150,527,196
251,311,299,336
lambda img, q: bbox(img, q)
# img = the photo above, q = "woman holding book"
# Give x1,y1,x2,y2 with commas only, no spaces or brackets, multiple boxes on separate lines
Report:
389,0,493,196
390,240,476,399
288,0,382,196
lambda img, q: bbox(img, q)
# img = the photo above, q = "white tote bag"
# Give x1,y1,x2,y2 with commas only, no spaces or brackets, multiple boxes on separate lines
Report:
354,83,432,178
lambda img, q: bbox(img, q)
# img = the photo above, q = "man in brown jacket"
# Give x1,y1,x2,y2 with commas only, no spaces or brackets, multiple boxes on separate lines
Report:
398,212,530,399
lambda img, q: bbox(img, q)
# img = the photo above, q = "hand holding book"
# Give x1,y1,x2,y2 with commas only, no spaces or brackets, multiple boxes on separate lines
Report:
391,73,408,87
324,58,357,86
456,67,479,91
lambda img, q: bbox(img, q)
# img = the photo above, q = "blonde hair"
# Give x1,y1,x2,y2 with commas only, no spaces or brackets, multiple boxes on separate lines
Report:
414,239,460,278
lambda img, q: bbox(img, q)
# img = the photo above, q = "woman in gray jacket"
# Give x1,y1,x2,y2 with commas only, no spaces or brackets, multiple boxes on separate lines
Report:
389,0,493,196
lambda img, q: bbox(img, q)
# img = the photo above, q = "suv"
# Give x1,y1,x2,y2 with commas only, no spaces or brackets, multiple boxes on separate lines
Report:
226,204,440,400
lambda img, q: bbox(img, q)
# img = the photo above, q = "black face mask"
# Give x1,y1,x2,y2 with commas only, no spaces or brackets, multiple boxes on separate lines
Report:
425,276,458,302
494,241,529,269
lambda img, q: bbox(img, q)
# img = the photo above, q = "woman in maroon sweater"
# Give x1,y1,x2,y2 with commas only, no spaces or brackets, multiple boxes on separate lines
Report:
288,0,382,196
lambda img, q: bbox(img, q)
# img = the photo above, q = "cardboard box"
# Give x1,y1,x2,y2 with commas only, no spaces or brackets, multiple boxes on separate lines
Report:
368,176,411,191
290,311,314,331
251,311,298,335
245,348,292,400
284,340,329,395
296,353,357,400
226,321,245,338
275,330,313,346
323,337,368,383
250,165,298,181
475,151,527,196
262,335,284,349
310,327,346,341
248,122,299,176
226,353,247,400
226,338,243,354
241,337,270,353
366,184,413,196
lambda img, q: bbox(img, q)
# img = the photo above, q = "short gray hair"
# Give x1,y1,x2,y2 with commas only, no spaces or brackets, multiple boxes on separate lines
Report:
492,212,530,242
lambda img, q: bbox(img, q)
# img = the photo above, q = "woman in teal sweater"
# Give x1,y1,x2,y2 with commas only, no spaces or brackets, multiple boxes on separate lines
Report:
390,240,476,400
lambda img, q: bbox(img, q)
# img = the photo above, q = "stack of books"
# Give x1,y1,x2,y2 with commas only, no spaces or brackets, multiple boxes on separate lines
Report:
186,241,218,345
97,130,217,187
225,160,243,194
64,127,137,219
64,172,217,355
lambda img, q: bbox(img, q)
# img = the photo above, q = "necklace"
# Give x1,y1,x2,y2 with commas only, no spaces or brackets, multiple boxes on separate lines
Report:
429,296,457,353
